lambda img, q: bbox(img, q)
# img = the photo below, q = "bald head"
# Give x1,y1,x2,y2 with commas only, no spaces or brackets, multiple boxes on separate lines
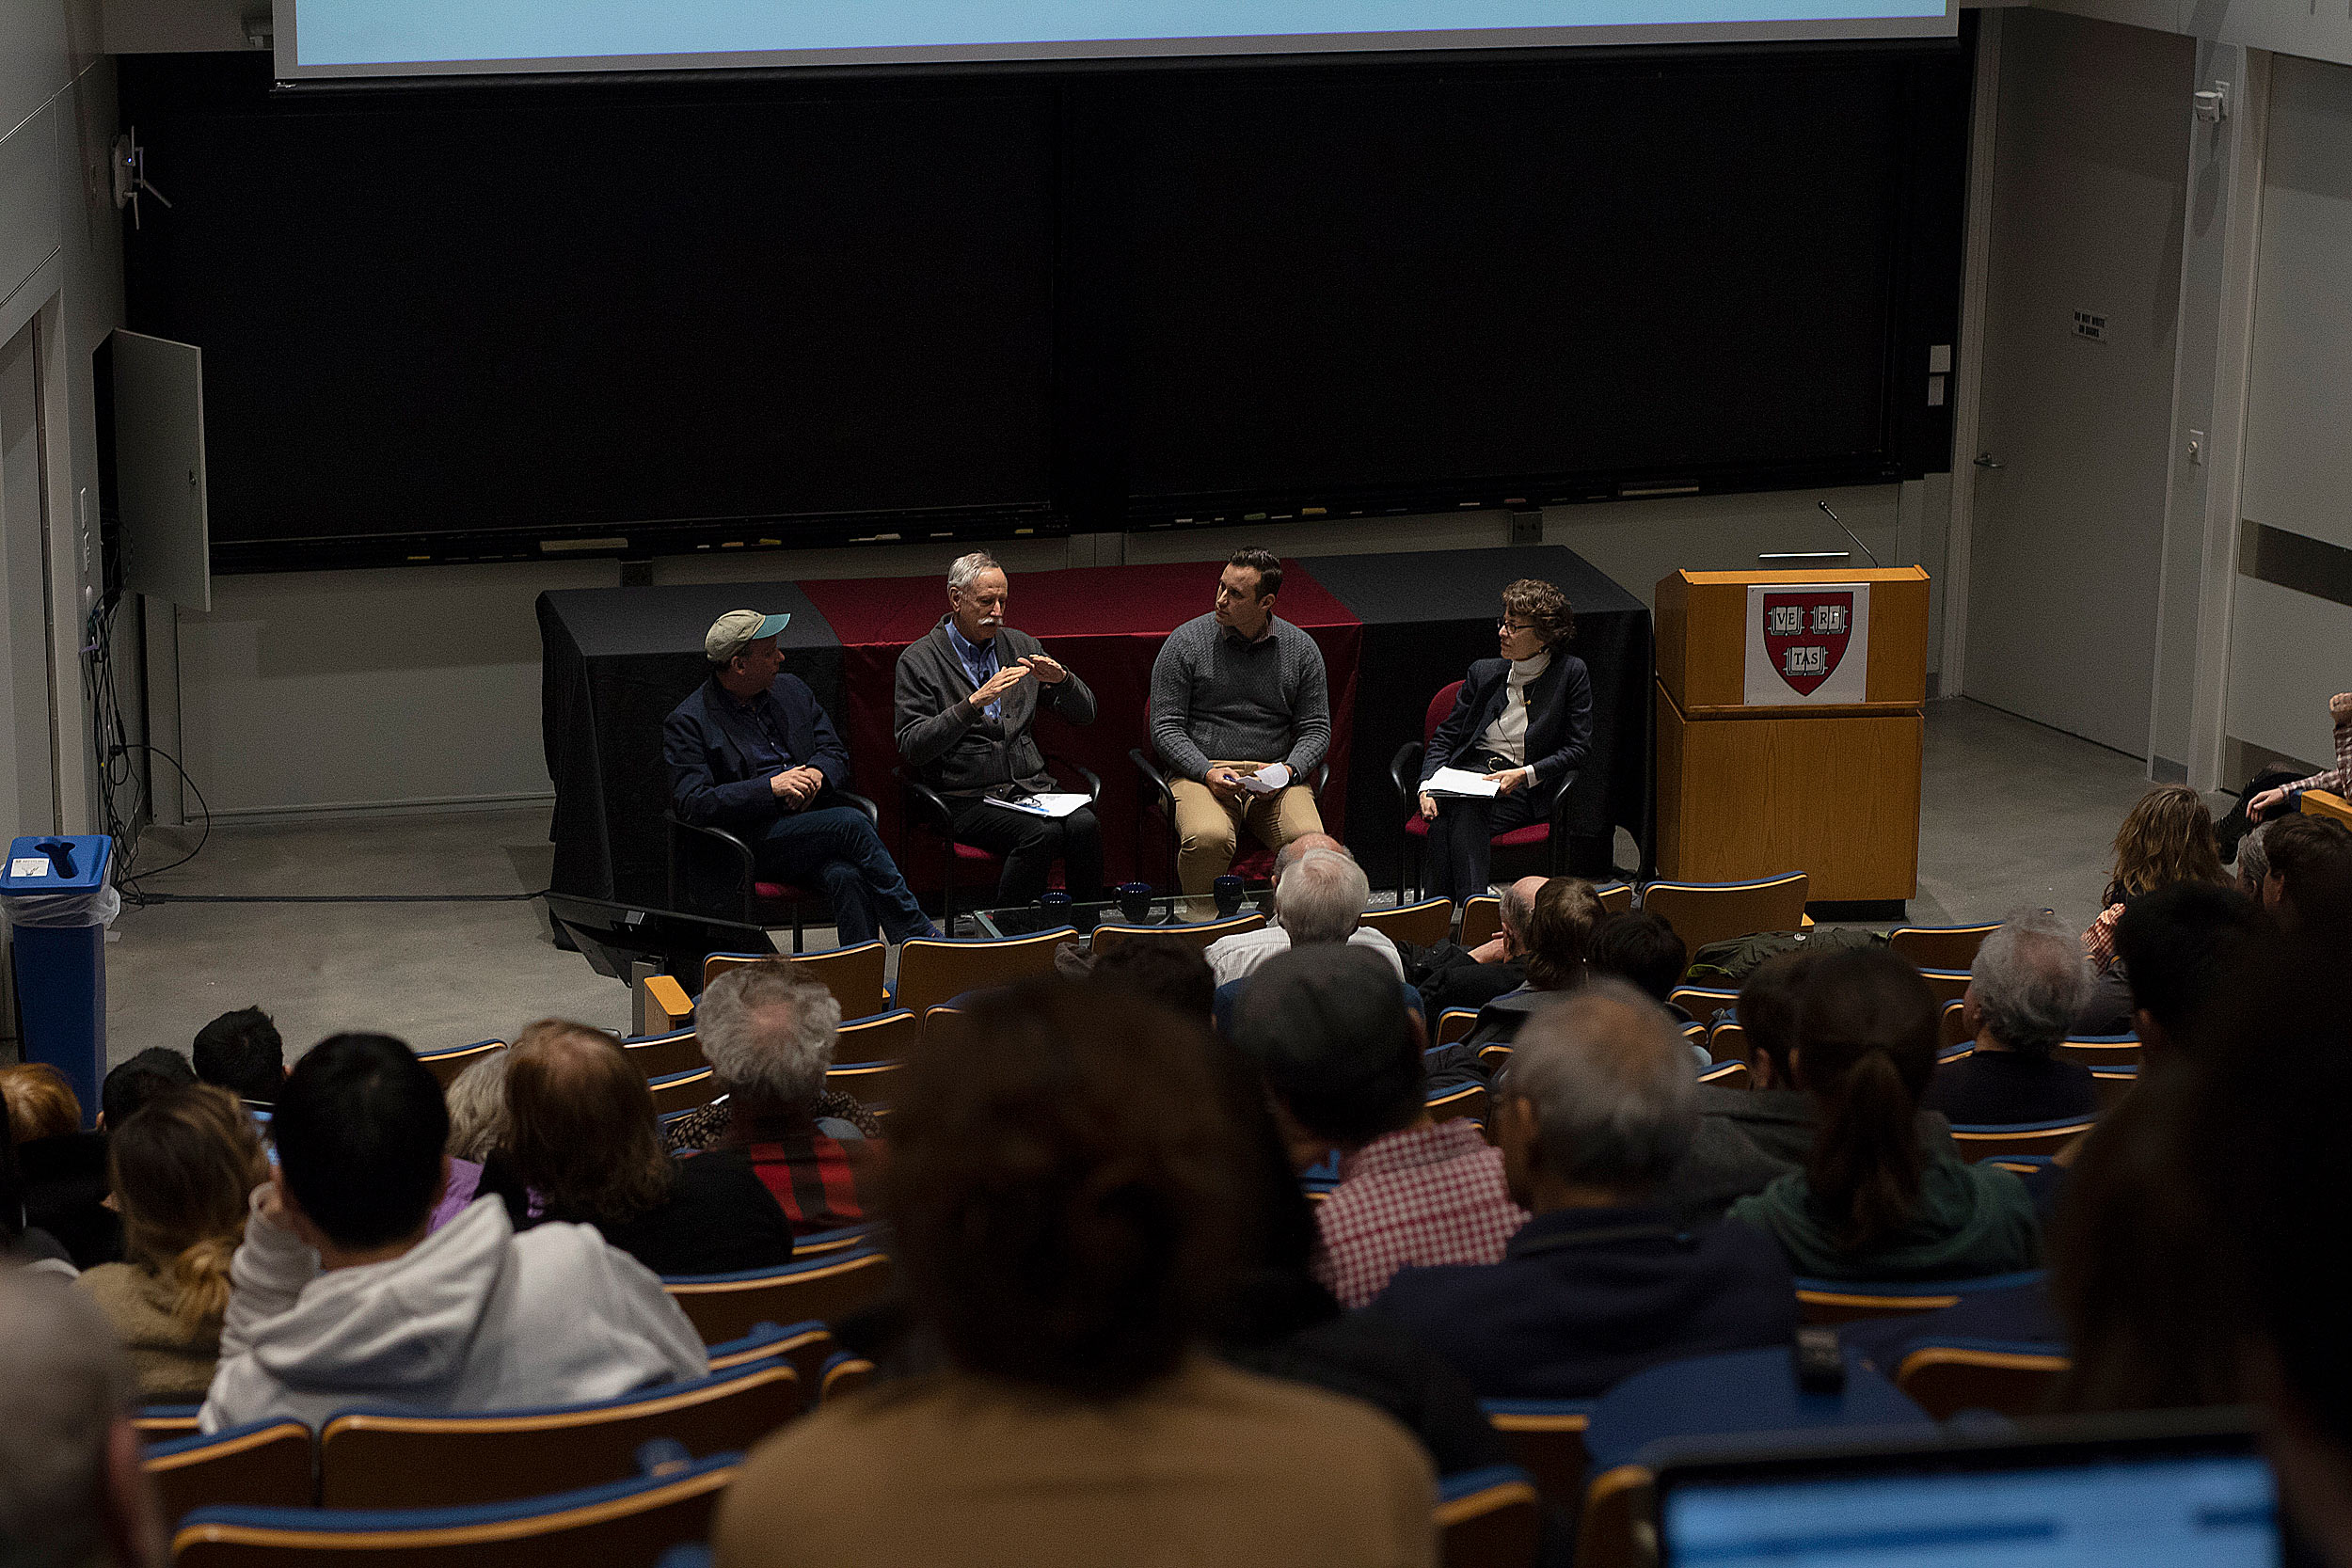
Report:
1497,979,1696,1210
1500,877,1549,944
1274,832,1346,879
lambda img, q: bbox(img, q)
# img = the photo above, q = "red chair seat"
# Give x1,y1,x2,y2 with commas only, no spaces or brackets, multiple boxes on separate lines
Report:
1397,817,1549,847
753,882,808,903
1232,847,1279,882
942,840,1067,892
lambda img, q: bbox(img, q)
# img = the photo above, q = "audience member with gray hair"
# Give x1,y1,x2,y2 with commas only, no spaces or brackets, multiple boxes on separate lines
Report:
443,1049,514,1165
1202,834,1403,987
0,1268,164,1568
1276,848,1371,945
660,961,882,1238
1922,910,2099,1127
1371,981,1795,1398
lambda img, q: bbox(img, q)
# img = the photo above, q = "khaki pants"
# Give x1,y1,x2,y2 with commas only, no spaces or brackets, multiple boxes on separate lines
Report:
1168,762,1326,896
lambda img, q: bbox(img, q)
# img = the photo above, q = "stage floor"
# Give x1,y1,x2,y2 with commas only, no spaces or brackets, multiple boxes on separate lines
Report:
90,697,2185,1071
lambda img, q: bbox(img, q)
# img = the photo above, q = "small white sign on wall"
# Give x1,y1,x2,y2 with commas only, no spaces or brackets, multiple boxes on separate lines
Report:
1744,582,1871,705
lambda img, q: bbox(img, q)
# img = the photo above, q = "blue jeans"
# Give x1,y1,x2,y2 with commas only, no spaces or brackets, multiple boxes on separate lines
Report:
748,804,929,945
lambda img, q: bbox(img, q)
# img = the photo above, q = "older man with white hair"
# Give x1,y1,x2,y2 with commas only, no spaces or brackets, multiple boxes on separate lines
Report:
0,1269,165,1568
1202,834,1404,987
662,960,881,1237
894,552,1103,912
1370,981,1796,1398
1923,909,2098,1126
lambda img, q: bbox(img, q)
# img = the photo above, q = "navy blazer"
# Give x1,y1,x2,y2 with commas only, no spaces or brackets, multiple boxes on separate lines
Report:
662,673,854,835
1370,1204,1798,1400
1418,655,1594,814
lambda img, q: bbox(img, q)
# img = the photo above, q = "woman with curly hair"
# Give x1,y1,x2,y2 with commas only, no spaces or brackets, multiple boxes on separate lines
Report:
2082,785,2228,974
74,1085,270,1400
1414,578,1594,903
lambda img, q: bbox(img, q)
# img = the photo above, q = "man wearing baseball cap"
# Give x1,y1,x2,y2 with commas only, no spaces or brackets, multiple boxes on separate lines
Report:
663,610,937,944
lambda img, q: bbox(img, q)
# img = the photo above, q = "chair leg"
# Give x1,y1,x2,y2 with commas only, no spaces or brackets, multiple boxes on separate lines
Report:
792,901,805,956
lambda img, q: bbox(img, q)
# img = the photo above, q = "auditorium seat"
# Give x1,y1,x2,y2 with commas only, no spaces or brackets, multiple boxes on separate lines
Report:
1917,967,1971,1008
1574,1345,1931,1568
1696,1059,1748,1089
415,1039,503,1089
894,760,1101,936
1459,895,1504,952
1795,1269,2047,1325
666,792,882,954
818,1351,878,1405
1481,1399,1596,1513
1089,911,1265,955
1887,922,2002,971
1939,998,1970,1050
1391,681,1571,904
645,1067,720,1118
703,1320,834,1381
824,1034,909,1108
1129,747,1329,916
316,1362,798,1509
1949,1118,2095,1163
1425,1082,1488,1129
2091,1066,2137,1112
171,1452,739,1568
793,1223,880,1258
1894,1340,2071,1420
1665,984,1739,1022
620,1028,706,1082
664,1245,895,1346
892,927,1071,1023
136,1405,203,1437
706,942,889,1022
1434,1465,1543,1568
1434,1008,1481,1048
1476,1042,1514,1076
1359,895,1453,949
1708,1020,1749,1066
1637,873,1808,955
145,1420,314,1526
2053,1035,2140,1068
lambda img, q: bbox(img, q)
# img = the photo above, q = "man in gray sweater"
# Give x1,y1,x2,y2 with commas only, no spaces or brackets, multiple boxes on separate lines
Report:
1149,548,1332,906
894,552,1103,911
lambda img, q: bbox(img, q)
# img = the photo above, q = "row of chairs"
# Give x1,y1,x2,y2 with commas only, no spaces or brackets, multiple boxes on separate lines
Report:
164,1454,1547,1568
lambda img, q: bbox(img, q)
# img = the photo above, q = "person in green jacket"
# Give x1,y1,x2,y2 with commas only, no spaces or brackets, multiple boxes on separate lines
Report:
1726,948,2039,1282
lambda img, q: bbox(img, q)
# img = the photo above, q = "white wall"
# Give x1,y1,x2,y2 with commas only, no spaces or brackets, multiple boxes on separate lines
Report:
0,0,126,838
2227,51,2352,774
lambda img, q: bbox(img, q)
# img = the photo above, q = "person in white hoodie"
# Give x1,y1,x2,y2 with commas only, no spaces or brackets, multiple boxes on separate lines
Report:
199,1032,707,1434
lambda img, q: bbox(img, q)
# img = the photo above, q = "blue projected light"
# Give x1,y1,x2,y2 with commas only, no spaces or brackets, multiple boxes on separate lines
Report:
279,0,1952,77
1661,1454,2277,1568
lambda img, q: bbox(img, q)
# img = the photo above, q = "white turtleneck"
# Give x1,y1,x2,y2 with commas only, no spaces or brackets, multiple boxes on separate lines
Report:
1478,650,1550,783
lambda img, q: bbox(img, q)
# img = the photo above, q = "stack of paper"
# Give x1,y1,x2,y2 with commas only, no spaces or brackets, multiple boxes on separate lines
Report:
1422,767,1501,799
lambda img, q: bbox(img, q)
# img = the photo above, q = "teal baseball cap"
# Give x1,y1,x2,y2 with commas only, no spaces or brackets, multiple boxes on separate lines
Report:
705,610,792,662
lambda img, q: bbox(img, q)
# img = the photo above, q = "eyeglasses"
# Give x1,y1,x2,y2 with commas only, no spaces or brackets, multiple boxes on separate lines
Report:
1497,621,1536,634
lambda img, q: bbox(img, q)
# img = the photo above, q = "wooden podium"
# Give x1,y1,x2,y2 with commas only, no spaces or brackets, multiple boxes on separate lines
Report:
1653,567,1931,906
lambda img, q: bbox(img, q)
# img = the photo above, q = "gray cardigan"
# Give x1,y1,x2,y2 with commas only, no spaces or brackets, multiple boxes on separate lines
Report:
894,619,1097,798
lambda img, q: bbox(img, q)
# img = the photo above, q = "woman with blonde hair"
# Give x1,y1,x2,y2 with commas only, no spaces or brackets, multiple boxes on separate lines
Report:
2083,785,2228,973
75,1085,270,1399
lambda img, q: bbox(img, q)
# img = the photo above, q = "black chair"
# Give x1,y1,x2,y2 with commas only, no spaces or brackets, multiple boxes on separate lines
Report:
894,759,1103,936
1389,680,1569,904
1128,749,1328,920
663,792,882,955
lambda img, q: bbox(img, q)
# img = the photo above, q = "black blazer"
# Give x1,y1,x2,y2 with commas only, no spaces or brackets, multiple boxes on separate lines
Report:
662,673,854,834
1418,655,1594,815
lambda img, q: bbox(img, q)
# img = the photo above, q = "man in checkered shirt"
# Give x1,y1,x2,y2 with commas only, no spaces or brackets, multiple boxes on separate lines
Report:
1235,944,1528,1309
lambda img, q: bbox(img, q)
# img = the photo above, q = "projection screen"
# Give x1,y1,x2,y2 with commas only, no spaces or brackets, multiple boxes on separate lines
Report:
277,2,1954,80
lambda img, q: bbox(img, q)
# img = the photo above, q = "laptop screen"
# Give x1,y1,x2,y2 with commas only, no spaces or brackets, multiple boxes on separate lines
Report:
1661,1444,2276,1567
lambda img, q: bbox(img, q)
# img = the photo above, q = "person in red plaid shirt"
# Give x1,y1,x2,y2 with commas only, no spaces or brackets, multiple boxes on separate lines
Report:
665,960,882,1239
1235,945,1528,1308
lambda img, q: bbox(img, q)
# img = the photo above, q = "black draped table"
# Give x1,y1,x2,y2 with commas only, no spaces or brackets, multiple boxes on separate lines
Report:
539,545,1651,911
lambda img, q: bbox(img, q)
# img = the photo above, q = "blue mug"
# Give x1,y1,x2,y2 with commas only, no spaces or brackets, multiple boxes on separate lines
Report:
1039,891,1073,926
1117,881,1155,924
1212,875,1246,918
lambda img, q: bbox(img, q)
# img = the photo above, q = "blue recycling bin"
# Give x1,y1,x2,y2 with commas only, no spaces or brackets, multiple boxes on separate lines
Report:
3,834,115,1129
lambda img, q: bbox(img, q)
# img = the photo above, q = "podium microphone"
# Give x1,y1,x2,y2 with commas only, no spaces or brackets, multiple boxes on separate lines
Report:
1819,501,1881,568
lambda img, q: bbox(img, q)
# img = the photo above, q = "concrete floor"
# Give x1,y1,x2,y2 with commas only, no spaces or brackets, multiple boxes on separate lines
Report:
62,696,2204,1071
